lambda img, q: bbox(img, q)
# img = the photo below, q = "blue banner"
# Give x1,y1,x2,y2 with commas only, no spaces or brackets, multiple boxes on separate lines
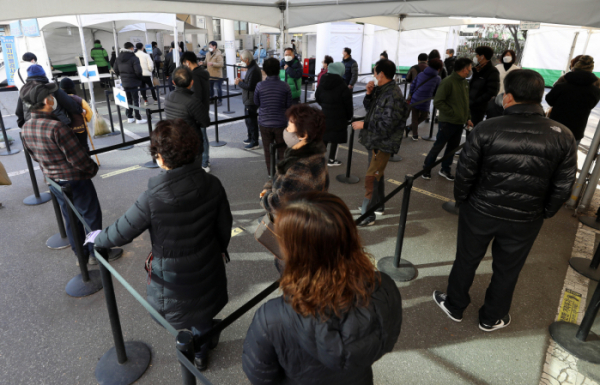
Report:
9,21,22,37
21,19,40,37
1,36,19,86
145,44,153,54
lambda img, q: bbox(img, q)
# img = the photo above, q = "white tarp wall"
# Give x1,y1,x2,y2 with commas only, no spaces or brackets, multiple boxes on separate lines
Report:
316,23,364,76
396,28,448,71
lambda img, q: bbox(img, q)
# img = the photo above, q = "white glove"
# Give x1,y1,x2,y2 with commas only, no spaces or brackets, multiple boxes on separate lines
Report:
84,230,102,245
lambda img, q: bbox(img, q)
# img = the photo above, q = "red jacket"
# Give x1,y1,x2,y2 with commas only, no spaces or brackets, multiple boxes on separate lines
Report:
317,68,327,87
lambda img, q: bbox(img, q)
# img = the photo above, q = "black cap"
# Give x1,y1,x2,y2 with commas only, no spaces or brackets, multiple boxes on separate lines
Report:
22,52,37,62
60,77,75,90
22,82,58,105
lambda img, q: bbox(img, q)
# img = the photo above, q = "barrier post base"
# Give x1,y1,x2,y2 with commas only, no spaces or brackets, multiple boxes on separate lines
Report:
549,321,600,364
377,256,417,282
0,148,20,156
95,131,122,138
336,174,360,184
46,233,70,249
569,257,600,282
23,192,51,206
223,110,235,114
95,341,151,385
580,216,600,231
210,140,227,147
141,160,159,169
65,270,103,297
442,201,459,215
389,155,402,163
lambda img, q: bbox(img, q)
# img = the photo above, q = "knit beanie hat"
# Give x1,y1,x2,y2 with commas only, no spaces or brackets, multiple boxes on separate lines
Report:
60,77,75,91
327,62,345,77
27,64,46,77
574,55,594,72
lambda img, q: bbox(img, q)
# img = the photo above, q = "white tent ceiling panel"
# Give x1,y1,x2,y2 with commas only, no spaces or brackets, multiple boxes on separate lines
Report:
346,16,519,31
396,28,447,68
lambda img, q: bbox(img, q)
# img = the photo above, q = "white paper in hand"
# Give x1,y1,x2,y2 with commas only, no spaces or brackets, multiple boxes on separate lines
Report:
84,230,102,245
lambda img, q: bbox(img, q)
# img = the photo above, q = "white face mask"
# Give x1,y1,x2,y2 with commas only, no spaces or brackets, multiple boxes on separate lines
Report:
473,56,479,65
46,96,57,111
283,129,301,148
444,54,450,59
209,47,214,52
503,56,512,64
240,61,247,67
284,55,293,62
372,75,379,87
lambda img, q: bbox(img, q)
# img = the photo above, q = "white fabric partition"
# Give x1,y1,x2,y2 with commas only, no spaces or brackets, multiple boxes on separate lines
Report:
395,28,448,70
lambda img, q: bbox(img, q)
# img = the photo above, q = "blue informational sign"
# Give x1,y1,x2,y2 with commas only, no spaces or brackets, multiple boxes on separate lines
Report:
9,21,22,37
145,44,153,54
21,19,40,37
1,36,20,86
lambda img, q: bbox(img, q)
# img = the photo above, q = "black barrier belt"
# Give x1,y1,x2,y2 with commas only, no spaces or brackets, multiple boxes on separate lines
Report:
89,136,150,155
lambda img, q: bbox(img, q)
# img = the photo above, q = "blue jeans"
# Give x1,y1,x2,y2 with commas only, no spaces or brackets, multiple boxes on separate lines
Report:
210,79,223,101
49,179,102,259
200,126,209,167
423,122,464,173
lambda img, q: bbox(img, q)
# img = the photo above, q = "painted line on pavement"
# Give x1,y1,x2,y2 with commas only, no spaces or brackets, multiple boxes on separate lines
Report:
231,227,245,237
8,166,40,177
338,145,368,156
100,165,142,179
387,178,454,202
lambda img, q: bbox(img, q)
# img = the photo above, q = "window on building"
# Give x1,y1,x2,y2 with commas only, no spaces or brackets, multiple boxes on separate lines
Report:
213,19,222,41
234,21,249,34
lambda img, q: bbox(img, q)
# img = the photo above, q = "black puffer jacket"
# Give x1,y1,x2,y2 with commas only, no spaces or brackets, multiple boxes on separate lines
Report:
469,61,500,113
546,70,600,141
242,272,402,385
113,49,142,87
238,60,262,106
455,104,577,222
190,66,211,128
315,73,353,144
165,87,207,152
94,160,233,329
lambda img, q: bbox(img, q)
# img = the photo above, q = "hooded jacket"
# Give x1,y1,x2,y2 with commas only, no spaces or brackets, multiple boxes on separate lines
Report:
469,61,500,113
94,159,233,329
409,66,441,111
165,87,209,142
242,271,402,385
546,70,600,141
113,49,143,87
455,103,577,222
315,73,354,143
90,43,110,68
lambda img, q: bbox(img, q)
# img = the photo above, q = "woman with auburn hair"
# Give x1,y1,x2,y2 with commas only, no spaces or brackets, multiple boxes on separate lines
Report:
243,191,402,385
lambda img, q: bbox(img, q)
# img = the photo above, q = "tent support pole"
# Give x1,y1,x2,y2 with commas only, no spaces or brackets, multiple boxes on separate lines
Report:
173,23,180,68
113,21,119,58
77,15,97,132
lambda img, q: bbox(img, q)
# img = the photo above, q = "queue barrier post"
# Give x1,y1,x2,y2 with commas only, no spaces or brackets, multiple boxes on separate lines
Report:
97,90,120,137
61,183,103,297
46,190,70,249
0,112,20,156
442,201,460,215
94,248,152,385
336,125,360,184
570,239,600,281
376,174,417,282
580,206,600,232
142,109,159,168
115,98,134,151
223,78,234,114
209,100,227,147
176,331,198,385
304,81,309,103
157,90,164,121
422,107,437,142
21,135,51,206
549,280,600,364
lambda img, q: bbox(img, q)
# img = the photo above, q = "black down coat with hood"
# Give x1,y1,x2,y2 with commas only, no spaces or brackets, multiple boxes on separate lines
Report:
315,73,354,144
454,104,577,222
242,272,402,385
113,49,143,88
94,159,233,329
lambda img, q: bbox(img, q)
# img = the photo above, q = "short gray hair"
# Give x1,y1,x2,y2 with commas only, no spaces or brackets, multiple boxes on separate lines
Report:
241,50,254,62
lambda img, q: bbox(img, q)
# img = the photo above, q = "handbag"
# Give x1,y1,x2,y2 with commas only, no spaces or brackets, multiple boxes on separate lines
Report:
152,76,160,87
254,213,285,272
0,161,11,186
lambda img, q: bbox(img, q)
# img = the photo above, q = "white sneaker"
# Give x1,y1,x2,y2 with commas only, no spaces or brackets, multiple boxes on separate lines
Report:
202,166,211,173
136,119,147,124
127,118,135,123
144,101,149,106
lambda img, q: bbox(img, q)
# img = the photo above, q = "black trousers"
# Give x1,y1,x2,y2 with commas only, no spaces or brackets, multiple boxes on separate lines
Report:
423,122,463,173
245,105,259,144
140,76,157,101
124,84,142,120
445,202,544,324
323,142,338,161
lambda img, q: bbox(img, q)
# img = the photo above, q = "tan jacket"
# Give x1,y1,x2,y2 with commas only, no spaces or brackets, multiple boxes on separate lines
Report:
205,49,224,78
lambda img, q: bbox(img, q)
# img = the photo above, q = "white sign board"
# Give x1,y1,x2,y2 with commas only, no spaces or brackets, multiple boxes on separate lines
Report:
520,21,541,30
224,40,235,50
113,87,128,108
77,65,100,83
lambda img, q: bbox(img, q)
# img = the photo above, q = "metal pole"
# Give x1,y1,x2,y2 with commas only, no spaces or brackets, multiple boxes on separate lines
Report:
335,125,359,184
156,89,163,121
423,106,437,142
22,137,51,205
223,77,234,114
77,15,97,131
209,99,226,147
105,90,115,133
142,109,159,168
115,104,133,151
568,119,600,209
393,175,413,267
46,190,70,249
112,22,119,59
578,148,600,213
576,282,600,341
0,112,19,155
304,80,308,103
62,183,90,281
176,331,197,385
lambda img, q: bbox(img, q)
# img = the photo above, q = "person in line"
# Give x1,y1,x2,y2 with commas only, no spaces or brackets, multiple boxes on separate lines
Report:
151,42,163,78
352,59,407,226
113,42,146,124
445,48,457,75
243,191,402,385
135,43,157,106
487,49,521,118
198,45,208,61
235,50,263,150
200,41,225,106
546,55,600,146
94,119,233,371
181,52,211,172
428,50,448,79
469,46,500,126
15,52,38,90
260,104,329,214
164,42,176,92
21,83,119,266
253,44,267,66
316,55,333,87
16,64,80,128
555,55,600,88
291,39,297,54
280,47,303,104
380,50,389,60
60,78,93,151
90,40,111,88
407,58,442,141
164,66,208,172
422,58,473,181
109,47,117,69
406,53,428,84
342,47,359,89
433,69,577,332
315,62,353,167
255,58,292,176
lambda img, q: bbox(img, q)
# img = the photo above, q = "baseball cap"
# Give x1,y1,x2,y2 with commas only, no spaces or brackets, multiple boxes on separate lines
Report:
21,82,58,105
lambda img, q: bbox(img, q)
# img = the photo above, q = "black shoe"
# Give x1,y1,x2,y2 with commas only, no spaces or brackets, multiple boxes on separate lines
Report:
422,171,431,180
210,319,222,350
425,118,430,123
358,217,376,227
327,159,342,167
243,137,251,144
439,169,455,181
194,356,208,371
245,142,260,150
412,136,419,141
479,314,511,332
216,101,223,107
433,291,463,322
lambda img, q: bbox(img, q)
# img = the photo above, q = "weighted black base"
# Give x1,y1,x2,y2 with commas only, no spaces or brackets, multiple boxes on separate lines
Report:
0,148,20,156
46,233,70,249
210,141,227,147
65,270,103,297
377,256,417,282
141,160,159,169
389,156,402,163
223,110,235,114
336,174,360,184
580,216,600,231
95,131,122,138
95,341,151,385
422,136,436,142
549,321,600,364
118,145,134,151
23,192,51,206
442,201,460,215
569,257,600,282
